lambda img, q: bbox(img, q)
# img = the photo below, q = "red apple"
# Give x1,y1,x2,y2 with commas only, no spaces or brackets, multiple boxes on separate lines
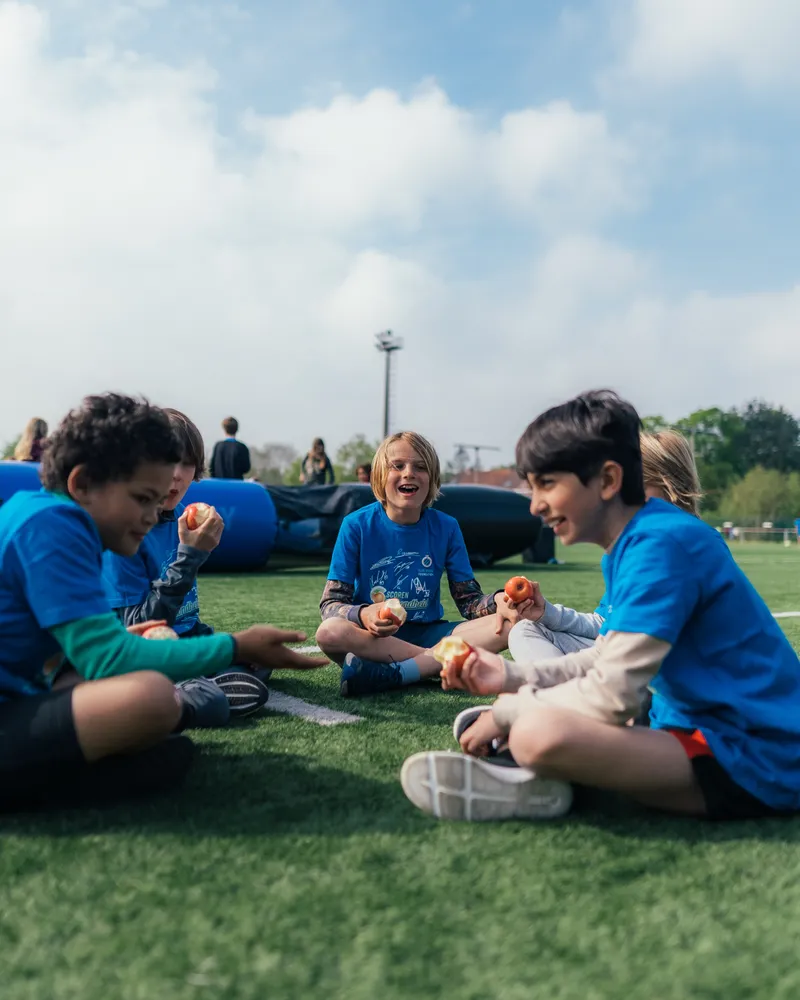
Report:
142,625,179,640
185,502,211,531
504,576,534,604
378,598,407,626
432,635,474,672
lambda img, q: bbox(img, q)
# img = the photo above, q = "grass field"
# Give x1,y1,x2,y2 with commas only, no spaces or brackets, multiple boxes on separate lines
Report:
3,543,800,1000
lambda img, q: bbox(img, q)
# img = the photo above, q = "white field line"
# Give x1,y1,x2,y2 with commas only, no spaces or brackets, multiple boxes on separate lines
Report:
266,691,363,726
773,612,800,619
298,644,321,654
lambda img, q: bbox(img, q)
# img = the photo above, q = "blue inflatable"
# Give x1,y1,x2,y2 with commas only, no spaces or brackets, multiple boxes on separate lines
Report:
0,462,278,572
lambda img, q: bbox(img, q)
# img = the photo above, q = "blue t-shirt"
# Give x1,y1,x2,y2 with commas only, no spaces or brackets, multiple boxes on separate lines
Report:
600,498,800,811
0,491,111,700
328,502,475,622
102,503,201,635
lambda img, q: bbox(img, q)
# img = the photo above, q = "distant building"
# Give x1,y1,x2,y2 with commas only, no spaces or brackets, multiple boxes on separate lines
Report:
451,468,526,490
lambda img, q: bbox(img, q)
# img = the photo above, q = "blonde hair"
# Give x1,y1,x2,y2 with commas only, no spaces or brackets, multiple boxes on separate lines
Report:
371,432,442,508
640,430,702,516
14,417,48,461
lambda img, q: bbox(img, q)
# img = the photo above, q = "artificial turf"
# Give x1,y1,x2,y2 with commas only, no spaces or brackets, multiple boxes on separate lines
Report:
2,543,800,1000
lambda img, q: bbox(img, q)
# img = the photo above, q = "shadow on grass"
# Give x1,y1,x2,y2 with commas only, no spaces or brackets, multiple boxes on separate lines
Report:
0,748,412,839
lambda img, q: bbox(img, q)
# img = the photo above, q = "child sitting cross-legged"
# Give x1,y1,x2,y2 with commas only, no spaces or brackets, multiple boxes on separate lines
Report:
401,391,800,822
102,408,270,727
0,393,327,813
315,432,525,697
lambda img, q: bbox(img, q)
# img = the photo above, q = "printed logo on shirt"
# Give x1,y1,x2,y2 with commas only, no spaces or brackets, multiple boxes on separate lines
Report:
421,555,432,568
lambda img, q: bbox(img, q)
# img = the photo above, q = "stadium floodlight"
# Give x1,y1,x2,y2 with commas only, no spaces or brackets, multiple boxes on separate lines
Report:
375,331,403,437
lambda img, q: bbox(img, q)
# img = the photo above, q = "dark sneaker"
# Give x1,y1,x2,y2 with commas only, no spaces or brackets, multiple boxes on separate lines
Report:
452,705,518,767
340,653,403,697
176,677,231,729
213,670,270,718
234,662,273,686
401,751,573,822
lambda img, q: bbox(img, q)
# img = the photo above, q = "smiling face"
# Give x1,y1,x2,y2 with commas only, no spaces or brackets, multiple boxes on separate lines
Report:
163,461,197,511
384,441,430,521
68,460,175,555
528,465,620,547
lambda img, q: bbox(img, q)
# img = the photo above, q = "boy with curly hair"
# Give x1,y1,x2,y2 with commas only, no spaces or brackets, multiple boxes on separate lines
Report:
0,394,326,812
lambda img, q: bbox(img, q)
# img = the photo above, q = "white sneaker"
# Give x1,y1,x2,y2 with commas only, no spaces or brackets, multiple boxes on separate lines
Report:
400,751,573,822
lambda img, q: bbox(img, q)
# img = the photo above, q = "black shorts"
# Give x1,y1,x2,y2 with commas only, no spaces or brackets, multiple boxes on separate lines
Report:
0,688,194,812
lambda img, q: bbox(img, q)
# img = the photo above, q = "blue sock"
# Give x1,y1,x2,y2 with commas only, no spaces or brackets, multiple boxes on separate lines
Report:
394,658,421,685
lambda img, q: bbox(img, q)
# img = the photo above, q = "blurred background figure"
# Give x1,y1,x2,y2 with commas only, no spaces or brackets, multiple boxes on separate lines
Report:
300,438,335,486
210,416,251,480
14,417,48,462
356,462,371,484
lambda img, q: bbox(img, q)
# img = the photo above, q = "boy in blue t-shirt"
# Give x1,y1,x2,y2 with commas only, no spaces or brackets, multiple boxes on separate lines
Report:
0,393,326,812
316,431,528,697
102,408,269,720
401,390,800,822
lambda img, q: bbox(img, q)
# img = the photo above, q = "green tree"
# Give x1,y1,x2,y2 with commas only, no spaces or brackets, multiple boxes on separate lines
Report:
248,443,298,485
719,467,795,526
734,400,800,473
335,434,379,482
641,415,669,433
2,437,20,459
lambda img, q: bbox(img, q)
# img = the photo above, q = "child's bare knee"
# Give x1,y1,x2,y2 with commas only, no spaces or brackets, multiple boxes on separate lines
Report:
509,711,570,769
130,671,181,728
315,618,348,650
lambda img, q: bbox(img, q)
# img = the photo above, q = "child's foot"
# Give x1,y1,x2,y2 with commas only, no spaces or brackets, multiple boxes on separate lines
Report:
213,670,270,718
176,677,231,729
340,653,403,697
452,706,518,767
400,751,573,821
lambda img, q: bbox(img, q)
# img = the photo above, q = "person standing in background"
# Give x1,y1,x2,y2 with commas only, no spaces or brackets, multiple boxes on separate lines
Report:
209,417,251,480
13,418,48,462
356,463,371,484
300,438,335,486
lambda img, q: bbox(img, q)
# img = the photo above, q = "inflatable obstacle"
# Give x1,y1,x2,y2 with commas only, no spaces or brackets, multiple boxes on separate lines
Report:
0,463,540,571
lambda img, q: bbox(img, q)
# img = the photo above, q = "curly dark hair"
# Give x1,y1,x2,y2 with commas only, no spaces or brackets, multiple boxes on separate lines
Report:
41,394,182,493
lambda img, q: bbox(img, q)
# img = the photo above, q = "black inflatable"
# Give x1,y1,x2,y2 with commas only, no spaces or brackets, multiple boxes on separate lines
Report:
268,483,540,567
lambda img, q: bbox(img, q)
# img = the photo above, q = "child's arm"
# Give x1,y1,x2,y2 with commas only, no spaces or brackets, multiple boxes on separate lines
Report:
535,599,605,639
319,516,365,624
493,630,671,729
112,545,209,628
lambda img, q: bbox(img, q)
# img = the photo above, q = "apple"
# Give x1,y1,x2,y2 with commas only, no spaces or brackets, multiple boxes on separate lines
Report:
142,625,179,640
504,576,534,604
378,598,407,626
432,635,473,672
185,502,211,531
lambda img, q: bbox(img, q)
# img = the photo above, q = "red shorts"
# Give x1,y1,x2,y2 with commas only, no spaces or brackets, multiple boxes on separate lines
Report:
666,727,714,760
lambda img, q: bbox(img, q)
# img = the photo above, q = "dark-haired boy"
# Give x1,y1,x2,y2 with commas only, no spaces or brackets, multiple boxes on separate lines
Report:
209,416,251,480
0,394,327,812
402,390,800,822
102,408,269,723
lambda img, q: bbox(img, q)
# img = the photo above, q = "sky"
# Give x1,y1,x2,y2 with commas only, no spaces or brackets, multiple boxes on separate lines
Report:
2,0,799,466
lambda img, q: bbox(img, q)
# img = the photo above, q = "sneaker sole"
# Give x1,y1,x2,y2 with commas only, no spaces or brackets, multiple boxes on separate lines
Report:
400,751,573,822
214,671,269,717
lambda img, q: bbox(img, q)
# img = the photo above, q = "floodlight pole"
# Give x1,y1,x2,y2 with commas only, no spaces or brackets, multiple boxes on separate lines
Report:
375,331,403,437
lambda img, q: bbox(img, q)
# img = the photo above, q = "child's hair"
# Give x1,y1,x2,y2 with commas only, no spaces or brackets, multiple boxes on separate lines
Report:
41,394,181,494
640,430,702,516
515,389,645,506
14,417,48,461
163,408,205,481
371,432,441,508
222,416,239,436
311,437,325,452
356,462,372,479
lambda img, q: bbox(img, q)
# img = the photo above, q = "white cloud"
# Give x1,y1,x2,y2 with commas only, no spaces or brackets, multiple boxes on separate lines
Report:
1,0,798,470
611,0,800,91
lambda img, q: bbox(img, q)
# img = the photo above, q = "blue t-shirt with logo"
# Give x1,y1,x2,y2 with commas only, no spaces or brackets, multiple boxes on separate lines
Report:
102,503,201,635
0,491,111,700
328,502,475,622
600,498,800,811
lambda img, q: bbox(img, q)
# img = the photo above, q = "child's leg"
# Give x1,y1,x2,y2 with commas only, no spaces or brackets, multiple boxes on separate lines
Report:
1,673,191,812
507,703,706,816
317,616,515,677
506,621,594,662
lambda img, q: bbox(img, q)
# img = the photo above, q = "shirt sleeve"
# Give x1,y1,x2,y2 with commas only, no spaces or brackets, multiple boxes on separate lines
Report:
209,443,219,478
444,520,474,583
50,613,235,683
15,505,111,629
539,600,605,639
445,521,498,618
107,545,208,627
604,534,701,643
324,517,365,623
